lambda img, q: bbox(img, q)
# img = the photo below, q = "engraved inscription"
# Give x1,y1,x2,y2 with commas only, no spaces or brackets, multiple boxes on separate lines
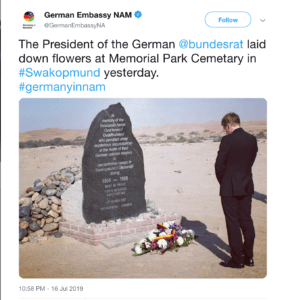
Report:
82,103,146,223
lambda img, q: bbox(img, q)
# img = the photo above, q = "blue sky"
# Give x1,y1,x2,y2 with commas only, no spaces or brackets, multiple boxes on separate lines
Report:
19,98,267,133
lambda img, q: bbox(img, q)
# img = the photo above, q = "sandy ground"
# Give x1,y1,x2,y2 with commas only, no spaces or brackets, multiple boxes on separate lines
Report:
19,141,267,278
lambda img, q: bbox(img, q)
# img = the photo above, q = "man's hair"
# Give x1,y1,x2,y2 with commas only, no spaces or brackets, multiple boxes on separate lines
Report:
221,112,241,128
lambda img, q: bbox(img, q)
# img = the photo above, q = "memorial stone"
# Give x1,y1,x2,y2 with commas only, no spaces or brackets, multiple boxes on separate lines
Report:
82,103,147,223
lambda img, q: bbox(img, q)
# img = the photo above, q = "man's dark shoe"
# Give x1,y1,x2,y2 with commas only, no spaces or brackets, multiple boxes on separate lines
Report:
244,257,254,267
220,259,244,269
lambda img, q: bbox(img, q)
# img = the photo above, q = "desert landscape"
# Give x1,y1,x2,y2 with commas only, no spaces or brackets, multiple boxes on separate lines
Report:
19,121,267,278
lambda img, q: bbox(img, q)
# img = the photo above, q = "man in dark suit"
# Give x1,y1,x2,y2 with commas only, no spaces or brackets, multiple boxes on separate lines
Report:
215,112,258,269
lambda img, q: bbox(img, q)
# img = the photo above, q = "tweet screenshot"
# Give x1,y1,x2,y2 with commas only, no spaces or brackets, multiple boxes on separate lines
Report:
1,1,283,300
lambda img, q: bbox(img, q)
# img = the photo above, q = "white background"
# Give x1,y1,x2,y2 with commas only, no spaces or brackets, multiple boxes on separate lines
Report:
1,1,283,300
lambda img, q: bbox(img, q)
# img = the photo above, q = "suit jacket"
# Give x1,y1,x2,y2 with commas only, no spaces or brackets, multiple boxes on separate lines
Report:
215,128,258,196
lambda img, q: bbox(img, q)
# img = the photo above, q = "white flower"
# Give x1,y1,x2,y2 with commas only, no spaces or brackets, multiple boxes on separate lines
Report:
163,222,170,228
188,229,195,238
159,232,166,237
165,229,172,235
157,239,167,249
148,233,156,242
145,242,151,249
134,245,142,254
139,238,146,245
182,230,189,237
177,236,184,246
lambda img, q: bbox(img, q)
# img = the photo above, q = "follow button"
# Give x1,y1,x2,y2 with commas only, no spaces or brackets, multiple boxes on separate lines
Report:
205,11,251,28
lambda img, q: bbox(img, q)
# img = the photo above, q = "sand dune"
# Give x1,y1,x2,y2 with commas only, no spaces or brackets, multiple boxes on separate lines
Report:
20,120,267,142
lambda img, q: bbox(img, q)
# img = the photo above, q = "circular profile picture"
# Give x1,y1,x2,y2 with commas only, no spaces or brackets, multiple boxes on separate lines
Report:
24,11,34,22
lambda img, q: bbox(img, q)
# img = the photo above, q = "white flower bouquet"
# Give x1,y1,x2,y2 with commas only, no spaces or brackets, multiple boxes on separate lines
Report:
132,222,195,256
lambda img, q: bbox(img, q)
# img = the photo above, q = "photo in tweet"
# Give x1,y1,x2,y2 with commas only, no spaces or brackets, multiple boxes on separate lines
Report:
19,98,267,278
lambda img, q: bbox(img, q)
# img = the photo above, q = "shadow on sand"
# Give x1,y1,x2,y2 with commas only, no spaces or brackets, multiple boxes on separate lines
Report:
181,217,231,261
252,191,267,204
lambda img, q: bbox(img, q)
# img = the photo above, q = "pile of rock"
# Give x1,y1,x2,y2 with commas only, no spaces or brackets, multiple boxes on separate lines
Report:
19,163,82,243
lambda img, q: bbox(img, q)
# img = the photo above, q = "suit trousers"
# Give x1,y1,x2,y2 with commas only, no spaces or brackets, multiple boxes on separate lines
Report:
221,195,255,264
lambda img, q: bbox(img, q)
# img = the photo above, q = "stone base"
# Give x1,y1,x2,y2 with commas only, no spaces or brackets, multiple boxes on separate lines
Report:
59,213,182,247
100,233,147,249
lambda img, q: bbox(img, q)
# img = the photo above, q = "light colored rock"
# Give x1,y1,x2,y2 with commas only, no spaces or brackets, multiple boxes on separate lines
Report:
75,172,82,182
19,191,28,199
38,237,48,242
31,229,44,237
35,194,43,203
51,171,61,176
32,192,40,202
26,191,35,197
38,198,48,209
61,180,85,223
43,178,52,186
51,196,62,205
31,207,41,214
19,221,29,229
31,203,38,209
37,220,41,226
45,217,54,224
51,203,62,214
42,223,59,232
21,237,29,243
33,214,44,219
19,198,28,205
48,210,59,218
71,167,78,173
54,217,62,223
22,198,32,207
48,175,56,181
48,200,53,205
36,181,45,187
40,218,46,228
29,229,44,241
55,174,63,181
